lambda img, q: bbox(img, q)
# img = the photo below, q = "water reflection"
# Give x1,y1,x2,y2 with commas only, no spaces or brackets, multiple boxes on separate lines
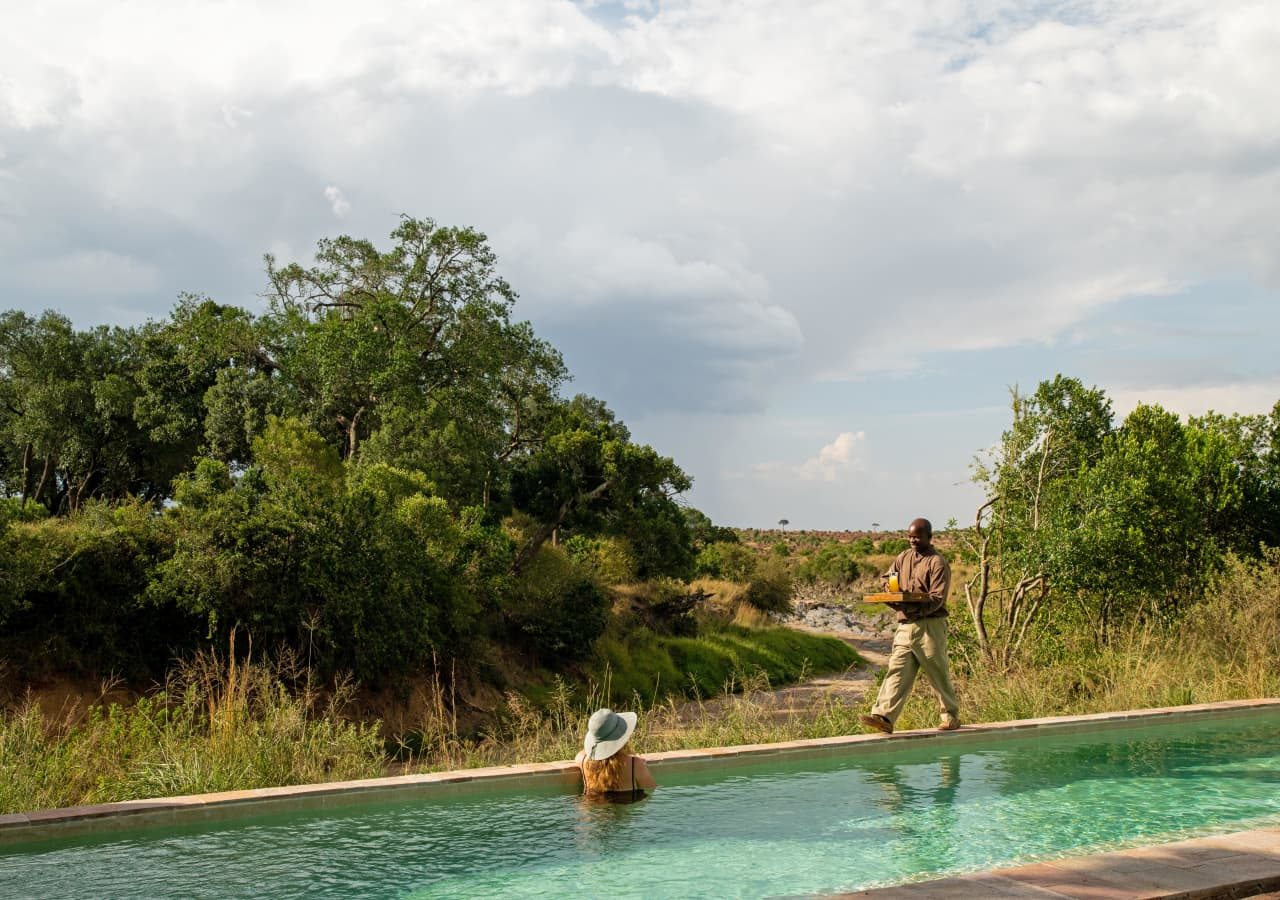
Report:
863,753,963,870
572,791,650,855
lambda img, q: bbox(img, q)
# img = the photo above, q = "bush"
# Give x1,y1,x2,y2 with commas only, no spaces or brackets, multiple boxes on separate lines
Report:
624,579,702,637
695,540,758,581
744,557,794,615
795,541,873,585
563,534,637,585
876,538,910,554
0,500,194,679
505,546,609,664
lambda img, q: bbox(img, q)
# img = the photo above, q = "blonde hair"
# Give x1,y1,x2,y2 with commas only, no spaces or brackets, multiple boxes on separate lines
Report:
581,743,636,794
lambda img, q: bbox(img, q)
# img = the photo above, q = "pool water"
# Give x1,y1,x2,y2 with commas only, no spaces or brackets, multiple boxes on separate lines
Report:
4,713,1280,898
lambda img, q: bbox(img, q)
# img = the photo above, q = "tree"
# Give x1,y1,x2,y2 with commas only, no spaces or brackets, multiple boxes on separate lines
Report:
133,296,276,474
262,216,563,468
778,518,789,529
509,395,692,576
964,376,1114,666
0,311,153,512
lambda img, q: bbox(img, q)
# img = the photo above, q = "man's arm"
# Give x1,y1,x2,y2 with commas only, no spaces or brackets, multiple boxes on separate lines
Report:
927,555,951,604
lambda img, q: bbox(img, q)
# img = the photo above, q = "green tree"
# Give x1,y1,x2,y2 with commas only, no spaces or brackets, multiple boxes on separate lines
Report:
509,395,692,577
0,311,153,512
262,216,564,471
965,376,1114,665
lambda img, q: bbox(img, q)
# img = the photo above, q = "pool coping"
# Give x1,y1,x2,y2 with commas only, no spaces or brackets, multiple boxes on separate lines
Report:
836,826,1280,899
2,697,1279,858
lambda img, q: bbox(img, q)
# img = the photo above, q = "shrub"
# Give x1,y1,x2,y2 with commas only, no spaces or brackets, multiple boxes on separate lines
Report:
877,538,909,554
743,557,794,616
0,499,193,679
795,541,872,585
695,540,758,581
563,534,638,585
505,546,609,664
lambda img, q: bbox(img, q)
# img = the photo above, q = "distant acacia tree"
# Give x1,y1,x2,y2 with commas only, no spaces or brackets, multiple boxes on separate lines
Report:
778,518,789,530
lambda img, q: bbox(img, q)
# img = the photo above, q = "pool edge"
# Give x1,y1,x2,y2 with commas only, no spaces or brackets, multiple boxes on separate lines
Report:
833,824,1280,899
2,697,1279,847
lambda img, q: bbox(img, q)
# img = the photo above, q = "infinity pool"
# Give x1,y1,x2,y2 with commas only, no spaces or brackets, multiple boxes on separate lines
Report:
4,711,1280,898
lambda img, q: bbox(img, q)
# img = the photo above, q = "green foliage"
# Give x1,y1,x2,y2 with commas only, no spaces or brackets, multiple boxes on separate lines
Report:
694,540,758,581
504,546,609,664
510,394,693,578
796,541,873,585
682,507,739,550
145,420,507,684
743,556,795,615
0,216,705,686
563,534,637,585
875,538,909,555
968,376,1280,664
0,500,193,678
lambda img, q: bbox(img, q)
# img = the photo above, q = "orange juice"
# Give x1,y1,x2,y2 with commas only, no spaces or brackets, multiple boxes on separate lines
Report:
887,572,900,592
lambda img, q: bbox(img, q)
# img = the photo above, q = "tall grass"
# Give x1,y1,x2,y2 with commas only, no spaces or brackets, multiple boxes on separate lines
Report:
0,633,383,815
883,550,1280,730
397,666,871,775
5,553,1276,814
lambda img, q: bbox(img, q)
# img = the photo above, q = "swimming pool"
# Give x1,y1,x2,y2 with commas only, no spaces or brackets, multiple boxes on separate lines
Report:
3,706,1280,898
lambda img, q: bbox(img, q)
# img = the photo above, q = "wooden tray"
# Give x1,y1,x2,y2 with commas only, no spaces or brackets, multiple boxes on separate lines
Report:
862,591,933,604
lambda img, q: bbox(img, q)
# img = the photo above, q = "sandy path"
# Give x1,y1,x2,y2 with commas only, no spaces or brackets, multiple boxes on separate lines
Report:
663,604,894,726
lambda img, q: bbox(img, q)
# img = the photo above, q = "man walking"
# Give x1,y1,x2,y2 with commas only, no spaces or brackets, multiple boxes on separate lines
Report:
859,517,960,734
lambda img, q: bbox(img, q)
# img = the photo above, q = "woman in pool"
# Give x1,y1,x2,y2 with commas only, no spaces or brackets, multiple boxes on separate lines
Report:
574,708,658,799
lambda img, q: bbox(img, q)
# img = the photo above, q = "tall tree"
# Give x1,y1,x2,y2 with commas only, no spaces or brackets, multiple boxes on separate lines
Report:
964,376,1114,666
262,216,562,466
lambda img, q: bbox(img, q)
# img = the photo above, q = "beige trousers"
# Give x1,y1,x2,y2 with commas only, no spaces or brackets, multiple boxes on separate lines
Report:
871,617,959,725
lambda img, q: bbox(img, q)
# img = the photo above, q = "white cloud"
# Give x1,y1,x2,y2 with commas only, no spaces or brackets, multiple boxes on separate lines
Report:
2,0,1279,526
323,185,351,218
1109,380,1280,420
748,431,868,483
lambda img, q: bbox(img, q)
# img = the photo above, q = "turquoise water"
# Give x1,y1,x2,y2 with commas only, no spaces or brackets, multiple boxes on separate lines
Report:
4,713,1280,898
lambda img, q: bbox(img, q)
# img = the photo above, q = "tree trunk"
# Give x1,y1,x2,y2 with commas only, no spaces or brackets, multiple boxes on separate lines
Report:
33,455,53,512
511,479,611,574
19,442,32,510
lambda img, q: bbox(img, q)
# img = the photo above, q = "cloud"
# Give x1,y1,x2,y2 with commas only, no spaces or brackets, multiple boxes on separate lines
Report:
747,431,868,483
323,185,350,218
2,0,1279,528
1109,380,1280,420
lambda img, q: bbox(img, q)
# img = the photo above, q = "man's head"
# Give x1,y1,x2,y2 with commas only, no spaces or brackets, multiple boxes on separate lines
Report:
907,518,933,551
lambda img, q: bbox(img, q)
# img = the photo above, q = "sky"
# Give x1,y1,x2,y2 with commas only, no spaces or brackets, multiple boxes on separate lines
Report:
3,0,1279,530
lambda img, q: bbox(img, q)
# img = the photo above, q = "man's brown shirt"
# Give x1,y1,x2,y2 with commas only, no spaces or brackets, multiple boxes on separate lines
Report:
890,546,950,622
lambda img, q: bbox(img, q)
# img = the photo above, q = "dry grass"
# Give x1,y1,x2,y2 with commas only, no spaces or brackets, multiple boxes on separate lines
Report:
0,632,384,815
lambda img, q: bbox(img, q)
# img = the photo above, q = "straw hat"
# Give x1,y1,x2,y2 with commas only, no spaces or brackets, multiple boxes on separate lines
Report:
582,708,637,761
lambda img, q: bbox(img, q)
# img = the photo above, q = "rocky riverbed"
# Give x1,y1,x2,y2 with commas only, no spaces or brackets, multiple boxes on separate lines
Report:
781,585,897,642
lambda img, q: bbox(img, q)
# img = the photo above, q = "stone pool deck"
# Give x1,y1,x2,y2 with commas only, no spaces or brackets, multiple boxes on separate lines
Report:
3,698,1280,898
838,827,1280,898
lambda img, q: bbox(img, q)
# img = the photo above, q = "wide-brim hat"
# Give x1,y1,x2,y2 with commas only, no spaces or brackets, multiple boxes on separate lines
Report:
582,708,637,761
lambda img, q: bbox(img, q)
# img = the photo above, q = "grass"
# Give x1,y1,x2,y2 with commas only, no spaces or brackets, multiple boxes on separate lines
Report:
0,633,384,815
874,550,1280,731
4,550,1278,814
